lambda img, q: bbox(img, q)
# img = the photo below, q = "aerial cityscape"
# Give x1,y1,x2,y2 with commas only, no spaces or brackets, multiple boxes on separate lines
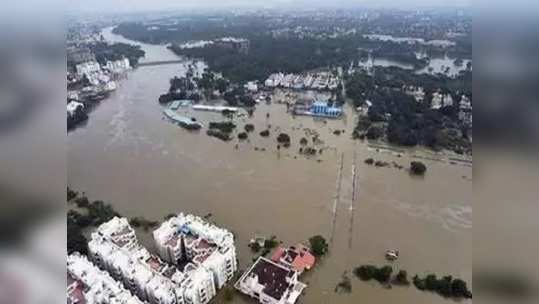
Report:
67,4,472,304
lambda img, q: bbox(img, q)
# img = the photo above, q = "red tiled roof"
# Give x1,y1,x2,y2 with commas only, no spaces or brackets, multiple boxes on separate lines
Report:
270,247,285,262
271,244,315,273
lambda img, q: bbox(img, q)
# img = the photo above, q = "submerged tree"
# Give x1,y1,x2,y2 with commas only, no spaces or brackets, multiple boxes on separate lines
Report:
410,161,427,175
309,235,329,256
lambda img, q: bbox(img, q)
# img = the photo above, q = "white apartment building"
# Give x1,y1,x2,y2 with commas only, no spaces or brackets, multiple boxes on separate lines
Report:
459,94,472,110
88,217,219,304
67,252,143,304
431,92,454,109
245,81,259,92
106,58,131,74
76,61,101,77
265,73,284,87
153,213,238,290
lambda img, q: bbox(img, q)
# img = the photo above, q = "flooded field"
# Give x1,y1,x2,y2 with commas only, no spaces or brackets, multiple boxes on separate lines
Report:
68,27,472,304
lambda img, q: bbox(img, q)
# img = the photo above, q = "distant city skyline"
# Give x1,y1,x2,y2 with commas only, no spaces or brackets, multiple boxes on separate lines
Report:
68,0,471,13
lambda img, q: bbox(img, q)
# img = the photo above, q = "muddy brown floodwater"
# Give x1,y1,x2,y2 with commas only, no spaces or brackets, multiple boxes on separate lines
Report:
68,27,472,304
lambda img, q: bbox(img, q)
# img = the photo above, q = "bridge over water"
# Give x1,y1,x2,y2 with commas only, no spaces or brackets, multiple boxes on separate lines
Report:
138,60,185,67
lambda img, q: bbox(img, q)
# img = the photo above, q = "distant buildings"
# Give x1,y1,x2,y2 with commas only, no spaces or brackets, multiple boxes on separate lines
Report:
245,81,259,92
76,61,101,77
458,94,472,127
84,215,237,304
215,37,250,54
430,91,453,109
404,85,425,103
265,73,284,88
106,58,131,74
311,101,343,117
293,100,343,118
264,72,340,91
73,59,125,92
235,257,307,304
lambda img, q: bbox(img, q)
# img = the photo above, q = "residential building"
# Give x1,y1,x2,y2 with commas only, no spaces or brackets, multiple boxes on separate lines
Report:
459,94,472,111
67,252,143,304
265,73,284,87
270,244,315,274
235,257,306,304
88,217,219,304
431,91,454,109
153,213,238,290
106,58,131,74
245,81,259,92
76,61,101,77
215,37,250,54
310,100,343,118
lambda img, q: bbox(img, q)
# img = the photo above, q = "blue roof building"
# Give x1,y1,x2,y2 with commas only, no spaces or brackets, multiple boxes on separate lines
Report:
310,100,343,118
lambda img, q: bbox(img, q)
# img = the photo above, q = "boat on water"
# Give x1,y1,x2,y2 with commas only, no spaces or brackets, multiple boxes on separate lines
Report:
385,249,399,261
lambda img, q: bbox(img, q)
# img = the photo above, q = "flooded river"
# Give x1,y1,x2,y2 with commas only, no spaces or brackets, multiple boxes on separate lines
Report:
68,27,472,304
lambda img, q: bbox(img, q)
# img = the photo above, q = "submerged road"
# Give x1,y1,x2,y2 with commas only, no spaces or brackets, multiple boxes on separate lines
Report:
349,151,358,250
329,153,344,247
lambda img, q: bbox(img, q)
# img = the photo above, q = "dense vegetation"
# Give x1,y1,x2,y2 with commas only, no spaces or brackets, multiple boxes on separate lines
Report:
354,265,393,283
87,42,145,67
113,10,470,84
171,36,360,83
223,86,256,107
277,133,291,147
209,121,236,133
353,263,472,300
347,67,471,153
67,188,158,254
207,129,231,141
309,235,329,256
413,274,472,299
238,132,248,140
259,130,270,137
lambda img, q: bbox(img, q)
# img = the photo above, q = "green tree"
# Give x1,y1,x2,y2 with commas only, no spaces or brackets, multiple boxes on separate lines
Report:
67,217,88,255
238,132,248,140
410,161,427,175
309,235,328,256
374,265,393,283
451,278,472,298
396,270,410,285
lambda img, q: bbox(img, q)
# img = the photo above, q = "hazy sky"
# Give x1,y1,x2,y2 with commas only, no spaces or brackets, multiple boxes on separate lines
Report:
69,0,471,13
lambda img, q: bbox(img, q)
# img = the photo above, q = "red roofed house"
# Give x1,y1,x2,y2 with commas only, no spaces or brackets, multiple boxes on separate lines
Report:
270,244,315,274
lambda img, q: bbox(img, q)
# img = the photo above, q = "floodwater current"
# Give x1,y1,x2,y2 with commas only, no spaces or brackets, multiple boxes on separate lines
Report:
68,27,472,304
